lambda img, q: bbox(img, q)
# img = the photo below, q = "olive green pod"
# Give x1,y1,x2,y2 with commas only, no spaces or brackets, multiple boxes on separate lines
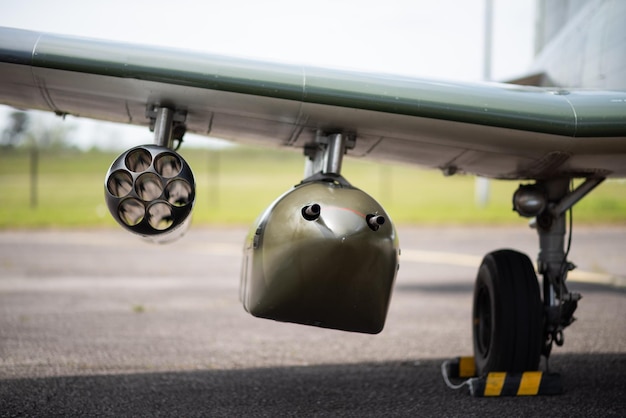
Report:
240,177,399,334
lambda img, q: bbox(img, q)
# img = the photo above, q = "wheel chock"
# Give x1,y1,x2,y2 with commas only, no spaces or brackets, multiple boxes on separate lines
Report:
444,356,477,378
442,357,563,397
468,371,563,397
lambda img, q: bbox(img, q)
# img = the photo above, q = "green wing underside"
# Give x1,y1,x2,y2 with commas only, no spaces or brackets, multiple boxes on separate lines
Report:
1,27,625,179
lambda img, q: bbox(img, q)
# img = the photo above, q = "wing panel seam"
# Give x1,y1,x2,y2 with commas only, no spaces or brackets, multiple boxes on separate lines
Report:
558,94,578,138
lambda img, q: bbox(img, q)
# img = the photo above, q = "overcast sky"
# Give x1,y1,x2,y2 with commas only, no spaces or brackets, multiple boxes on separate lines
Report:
0,0,536,149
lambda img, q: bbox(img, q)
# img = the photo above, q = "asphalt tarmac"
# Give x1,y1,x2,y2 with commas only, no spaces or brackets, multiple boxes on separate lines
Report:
1,226,624,417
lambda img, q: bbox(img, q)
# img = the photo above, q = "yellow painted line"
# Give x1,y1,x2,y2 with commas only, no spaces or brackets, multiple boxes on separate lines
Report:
400,249,625,288
401,249,482,268
2,232,623,287
567,270,626,288
203,243,242,255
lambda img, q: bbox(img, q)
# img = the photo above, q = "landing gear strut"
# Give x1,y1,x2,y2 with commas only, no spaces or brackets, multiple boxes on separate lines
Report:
472,176,605,375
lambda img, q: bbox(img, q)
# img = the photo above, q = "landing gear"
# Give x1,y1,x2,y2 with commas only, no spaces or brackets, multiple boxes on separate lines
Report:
472,176,605,375
472,249,543,375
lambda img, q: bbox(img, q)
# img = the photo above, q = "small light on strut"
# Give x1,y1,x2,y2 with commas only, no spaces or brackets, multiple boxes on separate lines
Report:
513,184,547,217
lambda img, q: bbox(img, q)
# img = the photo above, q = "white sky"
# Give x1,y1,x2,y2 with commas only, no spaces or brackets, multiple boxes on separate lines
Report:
0,0,536,150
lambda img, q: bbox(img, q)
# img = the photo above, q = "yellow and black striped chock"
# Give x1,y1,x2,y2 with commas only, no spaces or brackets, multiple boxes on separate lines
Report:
444,356,477,378
443,357,563,397
468,370,563,397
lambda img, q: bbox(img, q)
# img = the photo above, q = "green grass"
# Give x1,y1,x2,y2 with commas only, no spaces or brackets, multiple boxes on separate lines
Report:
1,146,625,228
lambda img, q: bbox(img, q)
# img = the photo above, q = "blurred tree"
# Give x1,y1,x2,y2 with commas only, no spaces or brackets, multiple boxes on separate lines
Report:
36,121,77,150
1,111,30,148
1,110,78,208
1,110,77,150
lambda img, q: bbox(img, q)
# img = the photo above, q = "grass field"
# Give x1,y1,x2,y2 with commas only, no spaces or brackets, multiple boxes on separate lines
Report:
1,146,625,228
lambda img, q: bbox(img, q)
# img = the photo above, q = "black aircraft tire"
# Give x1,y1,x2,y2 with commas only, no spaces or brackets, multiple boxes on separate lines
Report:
472,249,543,375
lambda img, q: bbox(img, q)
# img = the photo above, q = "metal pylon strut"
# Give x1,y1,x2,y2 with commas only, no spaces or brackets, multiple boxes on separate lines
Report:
303,132,356,178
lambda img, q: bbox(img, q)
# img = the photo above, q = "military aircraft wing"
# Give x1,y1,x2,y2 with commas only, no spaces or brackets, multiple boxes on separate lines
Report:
1,27,625,179
2,24,626,382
